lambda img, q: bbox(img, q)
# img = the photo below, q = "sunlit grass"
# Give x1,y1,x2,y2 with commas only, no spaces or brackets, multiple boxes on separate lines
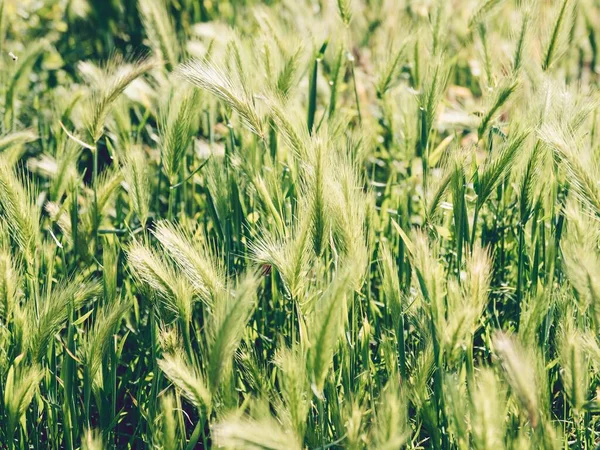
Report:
1,0,600,449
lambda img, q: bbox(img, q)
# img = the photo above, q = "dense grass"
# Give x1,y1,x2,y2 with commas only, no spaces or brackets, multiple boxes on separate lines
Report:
1,0,600,448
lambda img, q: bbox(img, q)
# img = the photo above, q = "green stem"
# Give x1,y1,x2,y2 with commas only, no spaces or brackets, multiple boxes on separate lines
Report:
397,312,407,381
470,205,480,250
168,182,175,221
92,144,99,241
349,53,362,126
308,41,328,134
516,223,525,302
169,157,211,190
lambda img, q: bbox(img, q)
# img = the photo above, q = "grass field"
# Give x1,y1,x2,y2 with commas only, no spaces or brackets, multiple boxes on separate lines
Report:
1,0,600,448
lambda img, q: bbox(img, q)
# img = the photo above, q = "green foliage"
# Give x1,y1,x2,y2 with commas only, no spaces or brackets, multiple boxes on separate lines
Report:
3,0,600,449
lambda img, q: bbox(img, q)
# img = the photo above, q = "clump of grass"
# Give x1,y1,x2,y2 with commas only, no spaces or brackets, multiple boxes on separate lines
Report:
5,1,600,449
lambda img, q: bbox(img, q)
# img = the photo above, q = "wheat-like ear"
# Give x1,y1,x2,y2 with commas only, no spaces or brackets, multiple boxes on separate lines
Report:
0,129,37,151
127,243,195,324
152,220,225,302
463,244,492,322
558,320,590,414
85,56,156,143
468,0,504,30
303,136,330,256
274,45,304,99
122,146,151,229
274,345,310,440
376,43,405,98
79,297,130,390
513,11,530,73
518,141,545,223
379,244,406,368
477,80,518,139
372,381,410,450
159,88,199,184
213,414,302,450
542,0,573,71
158,351,211,410
154,393,180,450
327,149,369,282
80,168,124,237
408,230,446,330
82,429,103,450
443,373,469,447
0,247,21,323
379,243,401,309
250,212,312,299
443,243,492,360
3,363,44,443
267,95,309,155
250,173,286,234
207,272,260,392
307,270,352,396
138,0,179,71
102,237,118,303
492,331,540,428
421,57,450,127
47,138,81,201
539,122,600,216
475,130,528,209
93,168,124,213
425,158,455,223
336,0,353,25
518,290,551,345
28,275,101,362
469,368,507,449
0,159,41,261
560,203,600,330
178,59,265,138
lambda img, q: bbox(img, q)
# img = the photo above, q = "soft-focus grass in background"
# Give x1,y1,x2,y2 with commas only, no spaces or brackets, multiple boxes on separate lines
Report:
1,0,600,448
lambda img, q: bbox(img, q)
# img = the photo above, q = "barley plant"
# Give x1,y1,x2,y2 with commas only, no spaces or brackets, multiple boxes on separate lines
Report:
3,0,600,448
